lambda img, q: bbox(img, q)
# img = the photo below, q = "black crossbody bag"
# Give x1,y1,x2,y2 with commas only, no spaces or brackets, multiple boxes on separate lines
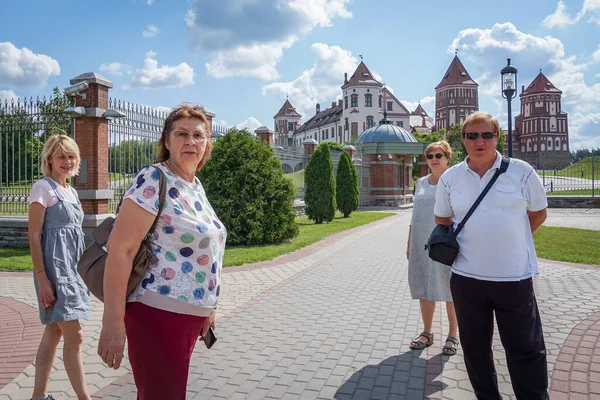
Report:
425,156,510,266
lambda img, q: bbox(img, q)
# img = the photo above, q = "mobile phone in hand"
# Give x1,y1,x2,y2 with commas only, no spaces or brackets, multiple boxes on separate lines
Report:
202,327,217,349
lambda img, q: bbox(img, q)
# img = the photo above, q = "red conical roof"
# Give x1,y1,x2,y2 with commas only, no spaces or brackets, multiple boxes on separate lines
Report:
435,55,477,90
411,103,429,117
521,72,561,96
274,99,301,118
344,61,381,86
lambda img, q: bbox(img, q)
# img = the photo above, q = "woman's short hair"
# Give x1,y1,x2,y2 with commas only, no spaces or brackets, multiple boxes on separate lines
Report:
41,134,81,177
425,140,452,160
157,104,213,171
461,112,502,139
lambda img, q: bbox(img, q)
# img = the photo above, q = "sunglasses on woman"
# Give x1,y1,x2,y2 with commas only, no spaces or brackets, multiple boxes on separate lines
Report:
465,131,496,140
426,153,444,159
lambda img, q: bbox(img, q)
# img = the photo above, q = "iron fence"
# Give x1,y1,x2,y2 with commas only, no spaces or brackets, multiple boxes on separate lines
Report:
0,95,72,215
538,156,598,197
107,98,167,212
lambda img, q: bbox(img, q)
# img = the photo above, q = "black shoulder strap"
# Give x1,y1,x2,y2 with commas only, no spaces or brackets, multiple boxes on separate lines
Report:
453,156,509,237
116,165,167,238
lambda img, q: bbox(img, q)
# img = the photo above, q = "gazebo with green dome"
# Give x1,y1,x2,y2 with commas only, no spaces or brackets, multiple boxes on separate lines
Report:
353,113,425,205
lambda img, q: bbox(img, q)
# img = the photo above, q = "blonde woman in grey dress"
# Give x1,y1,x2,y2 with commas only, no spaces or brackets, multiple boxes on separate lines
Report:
407,141,459,355
28,135,92,400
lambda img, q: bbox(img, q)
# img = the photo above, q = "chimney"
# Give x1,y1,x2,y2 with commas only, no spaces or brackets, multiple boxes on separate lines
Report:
332,101,336,108
338,99,343,106
521,85,525,94
344,72,348,84
315,103,320,114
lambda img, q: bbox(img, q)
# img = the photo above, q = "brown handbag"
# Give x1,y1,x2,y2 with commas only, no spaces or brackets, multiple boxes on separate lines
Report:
77,166,166,302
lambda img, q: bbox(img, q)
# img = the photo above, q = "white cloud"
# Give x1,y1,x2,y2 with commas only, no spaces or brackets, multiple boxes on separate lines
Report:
147,0,155,4
99,62,132,76
401,96,435,114
154,106,172,113
143,25,159,38
218,120,228,126
593,45,600,63
0,90,19,103
130,51,194,89
262,43,357,117
450,22,600,149
235,117,263,133
0,42,60,89
186,0,352,80
542,0,600,28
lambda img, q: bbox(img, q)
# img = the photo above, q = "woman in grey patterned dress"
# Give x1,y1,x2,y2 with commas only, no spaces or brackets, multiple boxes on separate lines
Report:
407,141,459,355
28,135,92,400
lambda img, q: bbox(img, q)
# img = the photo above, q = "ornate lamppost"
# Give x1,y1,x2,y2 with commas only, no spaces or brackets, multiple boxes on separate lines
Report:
501,58,518,157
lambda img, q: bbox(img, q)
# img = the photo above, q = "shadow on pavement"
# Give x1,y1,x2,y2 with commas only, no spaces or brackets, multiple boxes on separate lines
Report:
334,350,449,399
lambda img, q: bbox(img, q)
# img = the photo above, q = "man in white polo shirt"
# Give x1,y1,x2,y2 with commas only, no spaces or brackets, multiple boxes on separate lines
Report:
434,112,548,400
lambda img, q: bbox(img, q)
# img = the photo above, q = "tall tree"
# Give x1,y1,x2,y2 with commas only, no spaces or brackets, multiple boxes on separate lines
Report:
336,151,359,218
305,145,336,224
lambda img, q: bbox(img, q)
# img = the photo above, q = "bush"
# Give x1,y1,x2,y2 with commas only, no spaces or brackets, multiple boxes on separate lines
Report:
336,151,359,217
305,145,336,224
198,129,298,245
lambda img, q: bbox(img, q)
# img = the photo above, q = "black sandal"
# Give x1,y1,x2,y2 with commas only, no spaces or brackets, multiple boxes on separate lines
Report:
410,331,434,349
442,336,459,355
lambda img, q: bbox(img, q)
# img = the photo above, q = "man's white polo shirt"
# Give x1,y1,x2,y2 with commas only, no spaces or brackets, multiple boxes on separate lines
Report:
434,151,547,282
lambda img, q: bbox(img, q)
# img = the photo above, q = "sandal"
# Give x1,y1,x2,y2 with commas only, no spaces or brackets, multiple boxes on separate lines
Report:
410,331,434,349
442,336,459,356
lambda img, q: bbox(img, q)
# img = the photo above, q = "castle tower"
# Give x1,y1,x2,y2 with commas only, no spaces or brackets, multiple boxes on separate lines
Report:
273,99,302,147
514,71,570,169
434,54,479,130
341,61,384,142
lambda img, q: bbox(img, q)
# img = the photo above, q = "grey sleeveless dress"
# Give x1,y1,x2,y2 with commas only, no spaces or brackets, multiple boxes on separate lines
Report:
408,176,452,302
33,178,91,324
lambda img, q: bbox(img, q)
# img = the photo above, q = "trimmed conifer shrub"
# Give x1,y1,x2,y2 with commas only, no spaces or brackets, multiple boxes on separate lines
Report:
198,129,298,245
304,145,336,224
336,151,359,217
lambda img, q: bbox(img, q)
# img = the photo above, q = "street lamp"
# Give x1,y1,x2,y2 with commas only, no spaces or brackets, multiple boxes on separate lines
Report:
501,58,518,157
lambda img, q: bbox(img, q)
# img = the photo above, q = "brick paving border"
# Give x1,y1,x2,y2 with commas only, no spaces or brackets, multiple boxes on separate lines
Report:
0,296,43,389
549,311,600,399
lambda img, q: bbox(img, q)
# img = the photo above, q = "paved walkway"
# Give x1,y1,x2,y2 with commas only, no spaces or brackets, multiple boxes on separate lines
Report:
1,210,599,399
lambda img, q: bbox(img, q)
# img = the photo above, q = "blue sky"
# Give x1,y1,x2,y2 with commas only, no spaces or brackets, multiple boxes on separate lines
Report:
1,0,599,150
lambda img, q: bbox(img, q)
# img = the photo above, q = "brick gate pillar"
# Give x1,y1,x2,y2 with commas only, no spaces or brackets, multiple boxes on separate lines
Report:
68,72,114,240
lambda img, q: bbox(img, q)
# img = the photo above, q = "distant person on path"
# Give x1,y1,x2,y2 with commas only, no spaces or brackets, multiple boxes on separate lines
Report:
434,112,549,399
407,141,459,355
98,105,227,400
28,134,92,400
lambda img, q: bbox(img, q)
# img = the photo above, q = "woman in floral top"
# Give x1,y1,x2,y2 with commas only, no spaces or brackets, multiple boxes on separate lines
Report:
98,105,226,399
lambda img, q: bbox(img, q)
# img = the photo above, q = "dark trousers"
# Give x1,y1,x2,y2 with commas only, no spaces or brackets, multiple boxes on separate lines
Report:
450,273,548,400
125,302,207,400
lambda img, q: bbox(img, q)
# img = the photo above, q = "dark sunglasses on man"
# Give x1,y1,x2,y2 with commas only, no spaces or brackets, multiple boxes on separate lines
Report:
465,131,497,140
426,153,444,160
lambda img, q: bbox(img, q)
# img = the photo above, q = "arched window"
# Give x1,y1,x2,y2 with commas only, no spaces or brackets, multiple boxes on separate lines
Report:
345,117,349,131
379,94,382,108
344,96,348,109
366,116,374,128
365,94,372,107
351,94,358,108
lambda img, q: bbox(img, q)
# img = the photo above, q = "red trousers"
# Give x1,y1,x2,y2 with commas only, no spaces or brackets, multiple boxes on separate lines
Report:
124,302,207,400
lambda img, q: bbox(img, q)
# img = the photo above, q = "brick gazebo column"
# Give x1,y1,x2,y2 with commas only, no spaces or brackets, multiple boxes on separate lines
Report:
69,72,115,240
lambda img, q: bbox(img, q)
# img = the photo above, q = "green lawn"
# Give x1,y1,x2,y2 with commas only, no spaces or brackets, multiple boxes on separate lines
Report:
0,247,32,271
285,169,305,191
533,226,600,265
539,156,600,180
4,220,597,271
223,212,393,266
0,212,394,271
